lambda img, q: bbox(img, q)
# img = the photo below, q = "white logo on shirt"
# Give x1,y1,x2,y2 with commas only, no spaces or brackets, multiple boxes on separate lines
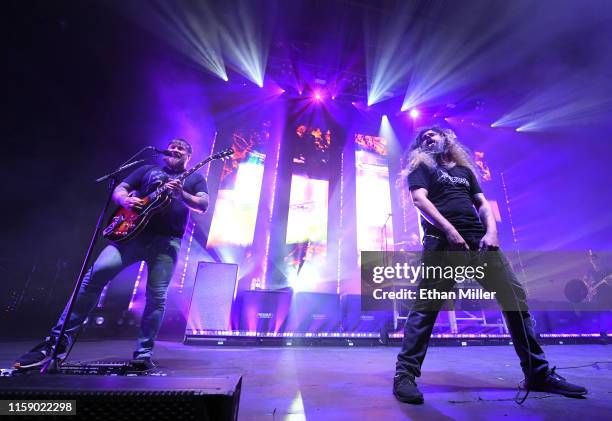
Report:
436,170,470,187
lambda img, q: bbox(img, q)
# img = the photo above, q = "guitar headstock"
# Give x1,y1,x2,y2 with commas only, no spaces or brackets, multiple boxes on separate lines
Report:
212,148,234,161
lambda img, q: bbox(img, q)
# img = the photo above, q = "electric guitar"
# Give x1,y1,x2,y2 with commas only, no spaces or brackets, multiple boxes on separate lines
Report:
103,148,234,243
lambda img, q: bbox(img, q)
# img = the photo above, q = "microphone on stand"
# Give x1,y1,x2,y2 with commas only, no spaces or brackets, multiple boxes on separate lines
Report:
149,146,181,157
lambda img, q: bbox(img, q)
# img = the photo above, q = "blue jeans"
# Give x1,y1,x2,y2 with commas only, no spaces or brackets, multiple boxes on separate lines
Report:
395,235,550,379
52,232,181,359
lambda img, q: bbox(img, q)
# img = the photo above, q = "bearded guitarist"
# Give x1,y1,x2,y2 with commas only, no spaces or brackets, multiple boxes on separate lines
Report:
15,138,209,370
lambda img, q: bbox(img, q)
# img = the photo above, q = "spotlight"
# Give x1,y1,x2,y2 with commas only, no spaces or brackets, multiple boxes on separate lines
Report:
95,316,105,326
313,90,325,101
379,114,397,145
409,108,420,119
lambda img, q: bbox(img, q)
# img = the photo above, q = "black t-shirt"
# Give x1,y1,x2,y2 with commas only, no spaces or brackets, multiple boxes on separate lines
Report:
407,163,485,238
122,165,208,238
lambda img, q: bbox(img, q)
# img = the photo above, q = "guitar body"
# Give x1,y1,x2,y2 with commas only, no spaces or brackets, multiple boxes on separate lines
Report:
103,185,172,243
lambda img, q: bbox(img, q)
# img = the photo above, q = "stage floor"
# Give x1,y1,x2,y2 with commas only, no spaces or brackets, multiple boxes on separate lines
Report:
1,340,610,420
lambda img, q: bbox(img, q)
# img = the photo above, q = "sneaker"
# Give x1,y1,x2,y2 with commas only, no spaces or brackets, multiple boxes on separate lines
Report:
14,336,69,370
521,367,588,398
130,357,157,371
393,373,424,404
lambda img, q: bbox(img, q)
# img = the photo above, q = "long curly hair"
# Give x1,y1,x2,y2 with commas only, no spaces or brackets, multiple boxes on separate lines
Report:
399,126,479,180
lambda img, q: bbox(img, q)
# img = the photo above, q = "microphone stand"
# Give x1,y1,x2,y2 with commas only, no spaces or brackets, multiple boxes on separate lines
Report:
41,147,151,374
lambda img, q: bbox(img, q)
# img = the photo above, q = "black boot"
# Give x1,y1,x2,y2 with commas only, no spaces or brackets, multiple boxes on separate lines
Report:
393,373,424,404
522,367,588,398
14,335,70,370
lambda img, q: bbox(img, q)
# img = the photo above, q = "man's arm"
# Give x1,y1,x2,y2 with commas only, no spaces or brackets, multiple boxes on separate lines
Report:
164,179,208,214
472,192,499,250
410,188,469,250
181,191,209,214
112,182,145,210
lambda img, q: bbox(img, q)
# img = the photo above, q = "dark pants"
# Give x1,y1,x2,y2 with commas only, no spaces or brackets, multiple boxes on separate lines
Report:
52,232,181,359
395,235,549,379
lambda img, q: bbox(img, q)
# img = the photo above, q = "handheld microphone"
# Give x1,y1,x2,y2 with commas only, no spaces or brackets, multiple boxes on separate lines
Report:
150,147,180,157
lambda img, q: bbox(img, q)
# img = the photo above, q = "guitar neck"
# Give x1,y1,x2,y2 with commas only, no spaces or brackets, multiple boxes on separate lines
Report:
178,156,212,183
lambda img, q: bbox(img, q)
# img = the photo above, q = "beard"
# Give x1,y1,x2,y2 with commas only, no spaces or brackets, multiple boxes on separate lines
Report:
424,141,447,155
164,156,186,171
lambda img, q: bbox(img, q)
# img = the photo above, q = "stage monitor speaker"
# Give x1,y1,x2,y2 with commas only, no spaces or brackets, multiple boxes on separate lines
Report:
186,262,238,334
286,292,341,333
0,375,242,421
341,294,391,332
238,289,292,332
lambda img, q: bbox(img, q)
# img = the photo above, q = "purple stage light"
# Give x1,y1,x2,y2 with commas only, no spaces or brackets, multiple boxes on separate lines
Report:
128,261,146,310
185,330,381,338
389,333,512,339
409,108,420,119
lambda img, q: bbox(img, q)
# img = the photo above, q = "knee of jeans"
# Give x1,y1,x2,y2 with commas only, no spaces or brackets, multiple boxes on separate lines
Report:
80,277,107,294
497,291,527,311
146,292,168,308
83,266,115,288
502,281,528,302
514,287,528,302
